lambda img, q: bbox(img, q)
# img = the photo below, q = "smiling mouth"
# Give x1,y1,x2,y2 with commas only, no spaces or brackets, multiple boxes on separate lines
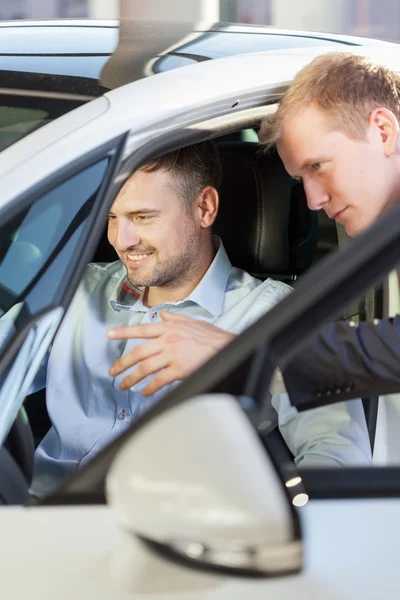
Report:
125,252,153,265
332,208,348,221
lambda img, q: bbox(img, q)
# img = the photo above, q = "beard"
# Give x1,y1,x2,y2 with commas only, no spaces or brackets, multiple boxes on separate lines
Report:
124,221,202,290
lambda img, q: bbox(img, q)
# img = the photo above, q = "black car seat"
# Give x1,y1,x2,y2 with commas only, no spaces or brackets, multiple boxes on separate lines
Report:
215,142,318,461
215,141,317,281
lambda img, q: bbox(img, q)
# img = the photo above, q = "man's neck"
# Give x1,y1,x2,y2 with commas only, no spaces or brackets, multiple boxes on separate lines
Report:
144,241,216,307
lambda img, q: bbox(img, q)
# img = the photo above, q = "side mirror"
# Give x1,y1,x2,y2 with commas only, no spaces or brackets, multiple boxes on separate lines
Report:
106,393,303,577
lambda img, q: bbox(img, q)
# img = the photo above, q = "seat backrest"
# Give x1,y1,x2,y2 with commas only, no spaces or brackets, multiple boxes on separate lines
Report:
215,142,317,279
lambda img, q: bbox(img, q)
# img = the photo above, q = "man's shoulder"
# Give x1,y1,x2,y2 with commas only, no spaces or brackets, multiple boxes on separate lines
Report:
257,277,293,299
228,266,292,297
218,271,292,332
77,261,125,299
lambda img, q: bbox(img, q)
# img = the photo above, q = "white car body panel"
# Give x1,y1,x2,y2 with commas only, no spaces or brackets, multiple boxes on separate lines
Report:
0,500,399,599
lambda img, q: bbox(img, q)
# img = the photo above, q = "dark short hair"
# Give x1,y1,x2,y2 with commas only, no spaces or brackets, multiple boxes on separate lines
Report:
140,141,223,209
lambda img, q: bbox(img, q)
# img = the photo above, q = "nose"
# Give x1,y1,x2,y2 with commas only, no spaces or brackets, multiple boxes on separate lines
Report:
303,178,330,211
113,220,140,252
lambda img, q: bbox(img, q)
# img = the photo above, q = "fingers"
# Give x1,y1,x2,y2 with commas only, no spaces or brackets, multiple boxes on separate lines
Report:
142,367,182,396
109,338,163,376
119,352,170,391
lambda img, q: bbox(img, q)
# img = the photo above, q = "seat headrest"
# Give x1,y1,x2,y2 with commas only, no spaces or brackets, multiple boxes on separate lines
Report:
215,142,317,277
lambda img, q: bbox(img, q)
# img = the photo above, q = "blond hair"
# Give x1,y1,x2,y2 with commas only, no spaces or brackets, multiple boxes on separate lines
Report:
259,52,400,149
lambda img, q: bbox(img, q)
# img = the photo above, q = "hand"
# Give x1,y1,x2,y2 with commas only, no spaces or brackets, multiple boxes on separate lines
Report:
107,311,236,396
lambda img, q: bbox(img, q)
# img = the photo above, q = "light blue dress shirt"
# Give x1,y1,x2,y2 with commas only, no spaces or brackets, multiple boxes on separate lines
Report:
31,240,372,495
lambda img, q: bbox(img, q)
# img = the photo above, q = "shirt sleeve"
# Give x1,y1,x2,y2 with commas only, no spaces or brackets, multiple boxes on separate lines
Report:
272,393,372,466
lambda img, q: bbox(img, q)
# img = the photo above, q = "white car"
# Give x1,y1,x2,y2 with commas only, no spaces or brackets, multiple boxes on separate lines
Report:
0,18,399,600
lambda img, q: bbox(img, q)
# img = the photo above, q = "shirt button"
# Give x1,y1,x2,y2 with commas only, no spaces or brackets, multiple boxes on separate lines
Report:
119,410,126,421
150,312,158,321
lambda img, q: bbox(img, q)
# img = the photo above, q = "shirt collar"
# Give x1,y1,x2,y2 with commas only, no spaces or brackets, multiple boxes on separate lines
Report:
184,236,231,318
109,271,142,312
108,236,231,317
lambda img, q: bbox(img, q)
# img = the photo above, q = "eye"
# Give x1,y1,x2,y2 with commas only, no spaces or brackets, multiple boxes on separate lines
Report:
135,214,151,223
108,214,116,220
312,162,322,171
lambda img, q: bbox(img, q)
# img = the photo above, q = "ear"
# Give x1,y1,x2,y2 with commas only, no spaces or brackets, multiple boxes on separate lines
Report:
369,107,400,157
195,186,219,228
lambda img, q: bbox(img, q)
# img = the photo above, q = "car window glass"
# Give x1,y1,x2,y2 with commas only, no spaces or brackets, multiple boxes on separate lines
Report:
0,158,109,352
0,56,110,80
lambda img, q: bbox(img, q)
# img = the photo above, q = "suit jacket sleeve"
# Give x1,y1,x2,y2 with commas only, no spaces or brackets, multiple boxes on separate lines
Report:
282,315,400,411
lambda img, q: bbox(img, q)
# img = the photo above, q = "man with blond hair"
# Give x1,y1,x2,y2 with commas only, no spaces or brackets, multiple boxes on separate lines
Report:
256,52,400,461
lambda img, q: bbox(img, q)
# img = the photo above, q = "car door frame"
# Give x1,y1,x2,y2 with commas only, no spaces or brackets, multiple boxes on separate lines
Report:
0,133,128,438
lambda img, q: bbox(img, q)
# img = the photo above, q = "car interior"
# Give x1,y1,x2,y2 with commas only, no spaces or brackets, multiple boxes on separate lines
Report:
15,123,380,500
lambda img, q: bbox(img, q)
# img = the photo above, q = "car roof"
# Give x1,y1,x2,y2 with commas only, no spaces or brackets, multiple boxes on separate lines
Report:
0,19,397,96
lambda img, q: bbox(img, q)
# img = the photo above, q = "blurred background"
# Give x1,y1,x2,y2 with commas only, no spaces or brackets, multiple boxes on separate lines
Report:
0,0,399,43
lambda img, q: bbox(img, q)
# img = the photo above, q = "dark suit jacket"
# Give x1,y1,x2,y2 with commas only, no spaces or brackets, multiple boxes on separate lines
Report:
283,315,400,411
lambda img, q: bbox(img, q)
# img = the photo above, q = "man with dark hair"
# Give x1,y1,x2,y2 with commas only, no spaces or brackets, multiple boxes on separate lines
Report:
31,140,371,496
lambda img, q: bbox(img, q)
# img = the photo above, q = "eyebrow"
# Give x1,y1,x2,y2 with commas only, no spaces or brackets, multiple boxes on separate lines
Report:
108,208,161,217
